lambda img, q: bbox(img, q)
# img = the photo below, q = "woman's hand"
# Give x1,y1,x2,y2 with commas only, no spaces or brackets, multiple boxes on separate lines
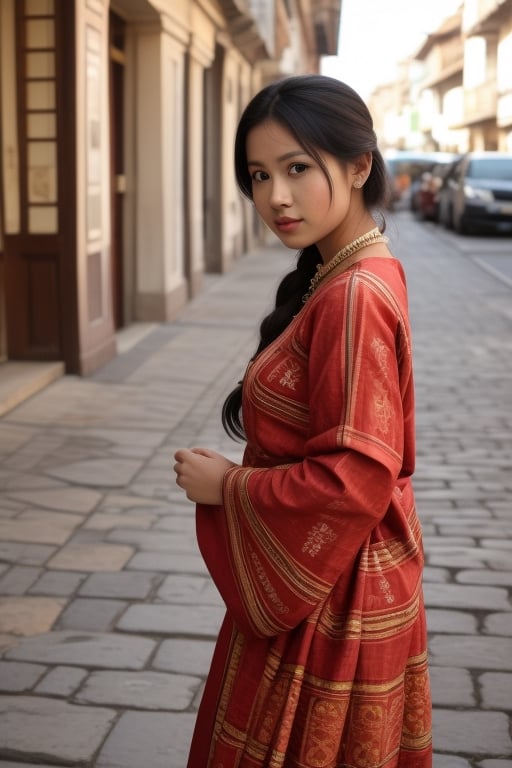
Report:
173,447,237,505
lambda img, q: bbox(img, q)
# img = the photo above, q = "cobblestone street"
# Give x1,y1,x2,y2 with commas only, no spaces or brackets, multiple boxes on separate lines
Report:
0,211,511,767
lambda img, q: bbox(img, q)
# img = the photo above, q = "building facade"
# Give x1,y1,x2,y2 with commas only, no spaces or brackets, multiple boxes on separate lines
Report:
0,0,341,375
368,0,512,155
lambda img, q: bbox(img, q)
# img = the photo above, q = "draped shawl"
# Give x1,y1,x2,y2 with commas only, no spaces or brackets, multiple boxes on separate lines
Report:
187,257,432,768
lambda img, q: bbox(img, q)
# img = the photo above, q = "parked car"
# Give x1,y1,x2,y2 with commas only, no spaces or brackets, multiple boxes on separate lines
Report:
437,152,512,234
384,150,458,209
412,159,461,221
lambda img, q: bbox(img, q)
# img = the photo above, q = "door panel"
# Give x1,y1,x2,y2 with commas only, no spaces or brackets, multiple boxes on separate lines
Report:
5,245,60,359
109,11,126,329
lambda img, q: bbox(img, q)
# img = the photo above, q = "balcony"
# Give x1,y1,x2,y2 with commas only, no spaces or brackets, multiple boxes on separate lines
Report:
497,89,512,127
463,79,498,124
216,0,275,62
464,0,512,35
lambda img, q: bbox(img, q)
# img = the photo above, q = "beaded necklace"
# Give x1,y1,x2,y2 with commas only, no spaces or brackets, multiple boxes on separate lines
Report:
302,227,388,303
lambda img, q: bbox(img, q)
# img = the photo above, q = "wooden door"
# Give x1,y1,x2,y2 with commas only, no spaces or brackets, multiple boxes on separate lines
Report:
3,0,77,365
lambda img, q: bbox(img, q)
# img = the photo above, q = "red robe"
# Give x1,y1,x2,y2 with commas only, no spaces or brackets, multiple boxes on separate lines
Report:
188,257,432,768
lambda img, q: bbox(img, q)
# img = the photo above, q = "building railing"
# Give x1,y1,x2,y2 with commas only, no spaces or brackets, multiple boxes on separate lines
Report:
463,79,498,123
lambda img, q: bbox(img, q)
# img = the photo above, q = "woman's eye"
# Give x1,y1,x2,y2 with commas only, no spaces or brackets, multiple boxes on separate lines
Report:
289,163,308,175
251,170,269,182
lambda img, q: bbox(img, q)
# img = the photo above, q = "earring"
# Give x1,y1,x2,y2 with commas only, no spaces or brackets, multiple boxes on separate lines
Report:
353,178,363,189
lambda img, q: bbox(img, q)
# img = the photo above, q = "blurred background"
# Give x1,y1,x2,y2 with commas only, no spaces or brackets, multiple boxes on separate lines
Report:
0,0,511,400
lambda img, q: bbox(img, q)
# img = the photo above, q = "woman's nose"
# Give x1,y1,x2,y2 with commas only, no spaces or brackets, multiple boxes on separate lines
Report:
269,178,292,208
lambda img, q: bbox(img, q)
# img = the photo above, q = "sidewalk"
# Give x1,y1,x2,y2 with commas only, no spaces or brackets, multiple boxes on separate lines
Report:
0,211,511,767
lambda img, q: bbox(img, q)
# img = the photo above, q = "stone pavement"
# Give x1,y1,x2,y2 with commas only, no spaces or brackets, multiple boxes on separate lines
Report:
0,211,511,767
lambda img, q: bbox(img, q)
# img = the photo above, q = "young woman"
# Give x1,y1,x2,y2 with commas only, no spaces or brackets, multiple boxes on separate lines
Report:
174,74,432,768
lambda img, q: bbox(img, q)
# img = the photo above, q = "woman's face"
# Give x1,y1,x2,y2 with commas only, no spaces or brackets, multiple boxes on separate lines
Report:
246,120,369,261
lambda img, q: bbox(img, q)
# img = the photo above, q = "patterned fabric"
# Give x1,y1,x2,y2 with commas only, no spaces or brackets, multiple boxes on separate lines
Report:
188,257,432,768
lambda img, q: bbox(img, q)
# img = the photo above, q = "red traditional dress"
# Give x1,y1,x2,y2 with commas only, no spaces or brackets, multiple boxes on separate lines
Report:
188,257,432,768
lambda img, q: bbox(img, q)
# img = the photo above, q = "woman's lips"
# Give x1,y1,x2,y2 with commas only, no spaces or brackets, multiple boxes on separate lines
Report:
275,217,302,233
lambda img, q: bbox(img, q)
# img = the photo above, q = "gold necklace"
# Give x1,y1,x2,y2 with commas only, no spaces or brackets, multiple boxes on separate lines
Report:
302,227,388,303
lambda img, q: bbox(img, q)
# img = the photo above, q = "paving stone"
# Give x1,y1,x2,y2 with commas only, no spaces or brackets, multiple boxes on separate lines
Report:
432,708,512,755
479,672,512,710
0,695,116,764
0,542,55,566
0,762,63,767
426,609,478,634
99,492,166,510
75,669,201,710
35,665,88,697
7,486,101,514
422,566,450,583
0,635,19,654
423,536,476,548
46,458,142,487
456,569,512,587
0,661,47,691
423,582,510,611
107,529,197,552
127,551,207,574
0,508,18,518
427,548,510,569
29,570,86,596
0,423,35,452
152,638,215,676
0,566,41,595
439,523,512,537
5,630,155,669
433,756,471,768
482,538,512,550
79,571,159,599
47,542,134,571
153,514,195,532
429,634,512,670
429,665,475,706
84,512,156,530
484,612,512,636
0,509,81,545
157,574,223,605
0,597,65,636
0,472,67,491
56,598,127,631
96,711,195,768
84,428,166,448
117,603,224,637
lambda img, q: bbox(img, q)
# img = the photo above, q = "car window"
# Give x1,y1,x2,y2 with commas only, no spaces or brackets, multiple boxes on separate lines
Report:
467,158,512,180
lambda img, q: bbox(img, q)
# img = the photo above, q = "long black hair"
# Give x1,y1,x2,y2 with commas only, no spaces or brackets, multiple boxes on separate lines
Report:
222,75,390,440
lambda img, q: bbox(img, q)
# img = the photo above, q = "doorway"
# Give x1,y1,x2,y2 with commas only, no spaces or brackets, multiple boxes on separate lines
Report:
109,10,126,329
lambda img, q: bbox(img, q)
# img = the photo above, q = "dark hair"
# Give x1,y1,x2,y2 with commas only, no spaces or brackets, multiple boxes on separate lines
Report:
222,74,390,440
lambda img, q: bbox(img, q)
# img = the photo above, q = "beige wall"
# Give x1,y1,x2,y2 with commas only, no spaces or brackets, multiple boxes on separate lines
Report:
133,24,188,321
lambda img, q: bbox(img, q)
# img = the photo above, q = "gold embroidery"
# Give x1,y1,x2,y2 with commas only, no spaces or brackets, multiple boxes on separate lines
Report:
302,522,337,557
249,546,290,615
302,698,349,766
371,337,389,370
373,379,392,434
268,357,302,390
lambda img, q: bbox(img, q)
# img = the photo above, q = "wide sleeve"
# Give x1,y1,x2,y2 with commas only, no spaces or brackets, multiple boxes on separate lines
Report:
196,271,413,638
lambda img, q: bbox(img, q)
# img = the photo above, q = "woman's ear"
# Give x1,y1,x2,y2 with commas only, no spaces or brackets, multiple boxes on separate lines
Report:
351,152,373,188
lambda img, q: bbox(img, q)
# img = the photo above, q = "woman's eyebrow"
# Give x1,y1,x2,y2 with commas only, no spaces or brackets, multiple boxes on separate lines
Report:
247,150,309,167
